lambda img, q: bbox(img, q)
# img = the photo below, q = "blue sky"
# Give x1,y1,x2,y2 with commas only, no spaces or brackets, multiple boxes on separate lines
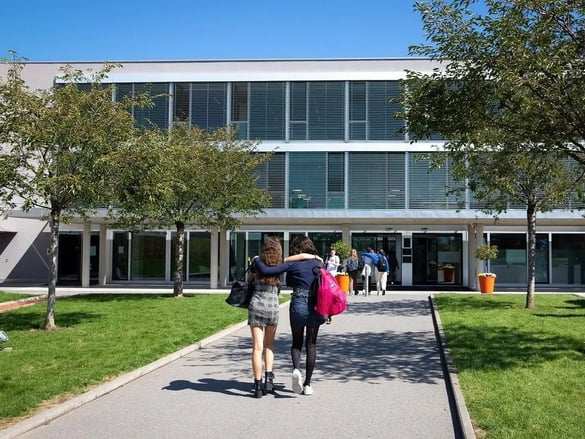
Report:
2,0,427,62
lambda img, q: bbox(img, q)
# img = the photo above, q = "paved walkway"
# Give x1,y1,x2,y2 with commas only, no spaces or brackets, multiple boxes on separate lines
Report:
1,292,471,439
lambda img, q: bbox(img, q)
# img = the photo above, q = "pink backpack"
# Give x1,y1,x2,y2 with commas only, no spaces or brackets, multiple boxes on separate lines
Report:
313,267,347,317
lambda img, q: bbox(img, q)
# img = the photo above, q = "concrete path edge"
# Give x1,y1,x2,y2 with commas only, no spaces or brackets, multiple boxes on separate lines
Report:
429,293,476,439
0,302,288,439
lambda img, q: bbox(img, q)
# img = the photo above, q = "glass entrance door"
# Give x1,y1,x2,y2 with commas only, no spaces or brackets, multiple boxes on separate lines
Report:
412,233,462,285
351,233,402,284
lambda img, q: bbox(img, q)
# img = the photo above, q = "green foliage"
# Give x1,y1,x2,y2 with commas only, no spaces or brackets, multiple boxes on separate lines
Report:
474,243,498,261
436,294,585,438
101,124,272,231
403,1,585,307
0,55,138,218
99,123,273,295
0,54,144,328
331,240,351,261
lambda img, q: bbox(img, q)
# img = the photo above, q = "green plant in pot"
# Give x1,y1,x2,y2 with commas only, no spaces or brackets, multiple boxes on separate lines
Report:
475,243,498,293
331,240,351,262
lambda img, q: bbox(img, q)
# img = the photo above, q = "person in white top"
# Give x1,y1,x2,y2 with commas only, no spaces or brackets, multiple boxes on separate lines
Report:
325,248,340,275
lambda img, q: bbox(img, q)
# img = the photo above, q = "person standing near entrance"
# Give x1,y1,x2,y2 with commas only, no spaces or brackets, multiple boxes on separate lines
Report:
360,247,377,296
375,249,390,295
387,250,399,285
325,247,340,275
344,248,360,295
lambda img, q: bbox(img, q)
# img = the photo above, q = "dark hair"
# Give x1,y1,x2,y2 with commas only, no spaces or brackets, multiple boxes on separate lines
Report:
258,236,282,285
291,235,317,255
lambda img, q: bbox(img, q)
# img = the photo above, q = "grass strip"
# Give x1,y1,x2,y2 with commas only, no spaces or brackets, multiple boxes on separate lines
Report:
0,292,38,303
0,293,284,425
435,294,585,439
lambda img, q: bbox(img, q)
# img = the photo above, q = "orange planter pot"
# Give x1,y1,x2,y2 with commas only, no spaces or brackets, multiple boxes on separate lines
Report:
336,274,350,294
442,267,454,283
478,276,495,294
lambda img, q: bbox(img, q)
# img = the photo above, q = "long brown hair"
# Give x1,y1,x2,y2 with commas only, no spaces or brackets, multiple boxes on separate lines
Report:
258,236,282,285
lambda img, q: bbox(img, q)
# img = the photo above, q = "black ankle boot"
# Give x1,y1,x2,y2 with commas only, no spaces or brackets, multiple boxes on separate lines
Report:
253,379,263,398
263,371,274,394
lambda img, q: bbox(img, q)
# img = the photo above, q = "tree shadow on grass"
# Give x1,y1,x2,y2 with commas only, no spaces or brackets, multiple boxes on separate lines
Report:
443,324,585,371
0,311,103,331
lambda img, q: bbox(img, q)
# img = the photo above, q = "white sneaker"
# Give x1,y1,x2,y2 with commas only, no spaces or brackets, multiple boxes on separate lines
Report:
303,385,313,396
292,369,303,394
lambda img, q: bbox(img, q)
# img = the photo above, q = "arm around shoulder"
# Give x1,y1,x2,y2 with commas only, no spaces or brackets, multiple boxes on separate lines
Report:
285,253,321,262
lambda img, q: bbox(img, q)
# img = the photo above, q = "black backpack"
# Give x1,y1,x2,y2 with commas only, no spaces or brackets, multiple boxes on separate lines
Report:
357,256,365,272
377,255,387,271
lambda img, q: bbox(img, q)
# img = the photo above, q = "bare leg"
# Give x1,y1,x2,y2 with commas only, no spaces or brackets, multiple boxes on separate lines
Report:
263,325,277,372
250,326,265,380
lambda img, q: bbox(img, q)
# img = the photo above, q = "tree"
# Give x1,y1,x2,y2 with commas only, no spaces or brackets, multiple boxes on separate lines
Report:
402,1,585,308
100,124,272,297
409,0,585,163
0,54,139,329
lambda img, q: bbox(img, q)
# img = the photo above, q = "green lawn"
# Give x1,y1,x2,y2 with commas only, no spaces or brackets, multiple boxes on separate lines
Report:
435,294,585,439
0,293,278,426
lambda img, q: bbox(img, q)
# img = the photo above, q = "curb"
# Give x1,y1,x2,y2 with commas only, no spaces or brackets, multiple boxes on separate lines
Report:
429,294,476,439
0,301,288,439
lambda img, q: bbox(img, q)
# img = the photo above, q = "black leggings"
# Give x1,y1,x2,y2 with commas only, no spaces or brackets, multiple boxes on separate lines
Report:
290,325,320,386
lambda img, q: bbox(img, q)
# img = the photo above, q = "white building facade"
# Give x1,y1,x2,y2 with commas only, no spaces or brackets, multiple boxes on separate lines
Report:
1,58,585,290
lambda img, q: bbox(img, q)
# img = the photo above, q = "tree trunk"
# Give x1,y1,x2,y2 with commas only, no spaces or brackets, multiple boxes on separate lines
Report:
526,202,537,309
44,209,59,330
173,221,185,297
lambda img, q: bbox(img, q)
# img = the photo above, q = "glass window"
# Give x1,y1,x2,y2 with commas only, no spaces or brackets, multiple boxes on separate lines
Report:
289,153,327,208
327,152,345,208
290,82,307,121
133,83,170,130
490,234,527,283
112,232,128,281
231,82,248,121
115,83,170,130
350,81,367,140
308,81,345,140
231,82,248,138
290,82,308,140
368,81,404,140
192,82,227,130
230,231,247,281
552,234,585,284
408,154,463,209
249,82,285,140
255,152,286,208
173,83,190,122
348,152,405,209
130,232,166,280
308,232,343,259
188,232,211,282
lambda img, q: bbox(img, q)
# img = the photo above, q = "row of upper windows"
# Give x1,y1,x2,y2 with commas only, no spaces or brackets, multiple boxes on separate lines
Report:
256,151,584,211
113,81,431,141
